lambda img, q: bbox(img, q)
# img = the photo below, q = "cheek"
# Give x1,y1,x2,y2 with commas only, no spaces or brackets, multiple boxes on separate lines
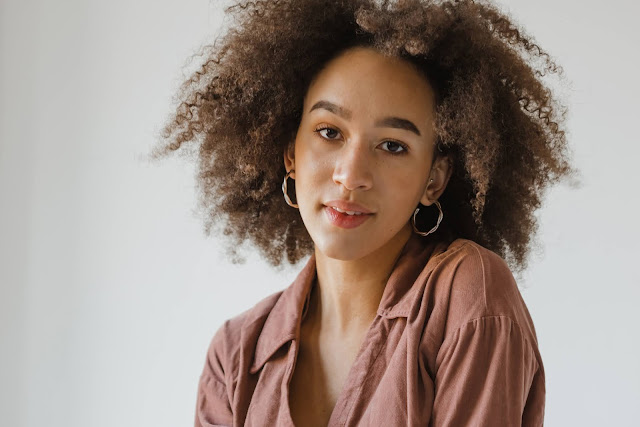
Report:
293,150,329,206
379,173,423,222
381,169,426,209
296,142,331,182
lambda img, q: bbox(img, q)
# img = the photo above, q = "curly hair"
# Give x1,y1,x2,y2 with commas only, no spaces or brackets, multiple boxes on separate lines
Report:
147,0,578,276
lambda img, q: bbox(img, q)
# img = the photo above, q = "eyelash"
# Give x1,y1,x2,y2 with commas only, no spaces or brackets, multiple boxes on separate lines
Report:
313,125,409,155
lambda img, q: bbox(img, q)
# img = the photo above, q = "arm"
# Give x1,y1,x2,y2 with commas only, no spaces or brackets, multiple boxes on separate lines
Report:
194,322,234,427
430,315,544,427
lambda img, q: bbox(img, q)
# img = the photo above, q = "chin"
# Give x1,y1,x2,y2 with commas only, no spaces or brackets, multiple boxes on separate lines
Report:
313,234,377,261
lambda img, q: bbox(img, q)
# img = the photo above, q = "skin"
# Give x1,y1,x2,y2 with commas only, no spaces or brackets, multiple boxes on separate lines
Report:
283,46,453,423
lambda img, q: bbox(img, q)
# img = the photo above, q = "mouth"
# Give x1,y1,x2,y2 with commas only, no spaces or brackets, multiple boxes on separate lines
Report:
323,205,374,229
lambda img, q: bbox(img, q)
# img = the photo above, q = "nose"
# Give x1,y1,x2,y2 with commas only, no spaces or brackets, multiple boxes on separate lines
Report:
332,138,374,191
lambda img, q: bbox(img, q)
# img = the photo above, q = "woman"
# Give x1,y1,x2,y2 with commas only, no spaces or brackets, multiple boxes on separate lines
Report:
151,0,576,425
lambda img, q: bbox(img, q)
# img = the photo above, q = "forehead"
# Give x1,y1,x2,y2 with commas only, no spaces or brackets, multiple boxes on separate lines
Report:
303,47,436,122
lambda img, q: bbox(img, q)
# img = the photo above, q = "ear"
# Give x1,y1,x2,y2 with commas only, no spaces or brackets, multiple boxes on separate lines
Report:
419,154,453,206
283,140,296,178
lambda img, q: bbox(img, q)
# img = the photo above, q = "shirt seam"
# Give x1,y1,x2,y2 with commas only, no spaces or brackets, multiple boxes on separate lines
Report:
380,240,476,318
467,243,488,312
438,314,541,373
341,317,392,423
200,371,229,398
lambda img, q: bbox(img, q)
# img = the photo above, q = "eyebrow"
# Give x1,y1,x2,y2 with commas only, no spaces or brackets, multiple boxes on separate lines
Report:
309,100,421,136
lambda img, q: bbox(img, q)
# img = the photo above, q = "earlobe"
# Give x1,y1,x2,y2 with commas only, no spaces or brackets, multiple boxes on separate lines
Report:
419,179,436,206
283,142,295,175
420,155,453,206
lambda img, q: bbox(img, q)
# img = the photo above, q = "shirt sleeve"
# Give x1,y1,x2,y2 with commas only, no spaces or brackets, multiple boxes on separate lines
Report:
194,323,234,427
430,315,543,427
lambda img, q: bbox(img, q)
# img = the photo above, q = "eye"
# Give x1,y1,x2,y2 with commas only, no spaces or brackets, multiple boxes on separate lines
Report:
380,140,408,154
313,125,409,156
314,126,341,140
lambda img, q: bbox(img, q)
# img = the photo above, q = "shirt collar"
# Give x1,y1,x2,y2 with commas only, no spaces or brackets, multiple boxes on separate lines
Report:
248,232,455,374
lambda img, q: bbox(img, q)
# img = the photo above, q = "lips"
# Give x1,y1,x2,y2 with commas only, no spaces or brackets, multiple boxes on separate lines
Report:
324,199,374,214
324,205,373,229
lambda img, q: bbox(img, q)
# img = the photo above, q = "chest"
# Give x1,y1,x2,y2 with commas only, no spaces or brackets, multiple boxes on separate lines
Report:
287,331,366,426
242,315,440,426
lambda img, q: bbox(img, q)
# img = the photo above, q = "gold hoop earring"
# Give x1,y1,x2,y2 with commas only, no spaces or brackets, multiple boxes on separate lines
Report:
411,200,443,236
282,169,299,208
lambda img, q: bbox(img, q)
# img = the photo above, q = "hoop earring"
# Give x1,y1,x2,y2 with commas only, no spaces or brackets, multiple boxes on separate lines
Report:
282,169,299,209
411,200,443,236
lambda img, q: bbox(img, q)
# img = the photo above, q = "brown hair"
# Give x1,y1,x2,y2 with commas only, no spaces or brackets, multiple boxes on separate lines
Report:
147,0,578,275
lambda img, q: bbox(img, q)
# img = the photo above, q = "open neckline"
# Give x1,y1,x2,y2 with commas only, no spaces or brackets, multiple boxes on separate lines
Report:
283,299,388,426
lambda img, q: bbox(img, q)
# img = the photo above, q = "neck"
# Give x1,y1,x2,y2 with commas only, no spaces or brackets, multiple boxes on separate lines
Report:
309,223,413,336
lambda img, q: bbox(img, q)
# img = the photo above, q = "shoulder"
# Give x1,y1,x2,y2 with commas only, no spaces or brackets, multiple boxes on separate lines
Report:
203,289,283,382
196,287,286,426
429,238,539,345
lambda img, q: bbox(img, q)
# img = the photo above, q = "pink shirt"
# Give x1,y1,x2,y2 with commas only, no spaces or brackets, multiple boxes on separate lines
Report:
195,233,545,426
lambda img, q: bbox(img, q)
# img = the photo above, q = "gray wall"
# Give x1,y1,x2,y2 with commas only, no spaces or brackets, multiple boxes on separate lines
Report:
1,0,638,425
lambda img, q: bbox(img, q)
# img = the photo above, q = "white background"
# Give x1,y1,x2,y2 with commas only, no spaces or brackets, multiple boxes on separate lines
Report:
1,0,638,426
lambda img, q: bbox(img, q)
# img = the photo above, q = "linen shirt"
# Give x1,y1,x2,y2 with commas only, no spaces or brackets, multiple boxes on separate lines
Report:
195,233,545,426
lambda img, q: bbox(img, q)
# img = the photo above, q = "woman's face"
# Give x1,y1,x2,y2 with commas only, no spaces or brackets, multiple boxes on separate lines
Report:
284,46,448,260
